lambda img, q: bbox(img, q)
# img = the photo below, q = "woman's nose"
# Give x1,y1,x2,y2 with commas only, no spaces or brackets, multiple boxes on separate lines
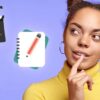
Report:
78,34,90,48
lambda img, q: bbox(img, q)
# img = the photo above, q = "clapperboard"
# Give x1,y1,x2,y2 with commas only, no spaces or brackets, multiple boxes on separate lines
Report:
0,6,6,42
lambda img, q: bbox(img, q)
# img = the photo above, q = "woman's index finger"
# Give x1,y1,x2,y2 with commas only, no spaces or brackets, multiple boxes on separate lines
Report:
69,55,84,76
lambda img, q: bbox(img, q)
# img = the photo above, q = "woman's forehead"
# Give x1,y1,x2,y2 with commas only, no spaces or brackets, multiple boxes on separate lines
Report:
69,8,100,30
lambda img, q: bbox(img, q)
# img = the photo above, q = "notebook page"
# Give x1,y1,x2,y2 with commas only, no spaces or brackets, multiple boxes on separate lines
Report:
17,32,45,67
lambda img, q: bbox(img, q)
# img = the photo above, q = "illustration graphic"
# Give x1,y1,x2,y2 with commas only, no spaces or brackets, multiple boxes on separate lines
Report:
0,6,6,42
14,29,49,68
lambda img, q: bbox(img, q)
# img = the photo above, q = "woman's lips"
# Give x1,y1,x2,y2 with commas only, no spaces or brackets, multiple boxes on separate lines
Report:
72,51,89,60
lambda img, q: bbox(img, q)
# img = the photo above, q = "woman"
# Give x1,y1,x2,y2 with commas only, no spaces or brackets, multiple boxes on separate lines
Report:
23,0,100,100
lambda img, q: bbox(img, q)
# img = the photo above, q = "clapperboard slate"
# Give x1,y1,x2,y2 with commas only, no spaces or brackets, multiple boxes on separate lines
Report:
0,15,6,42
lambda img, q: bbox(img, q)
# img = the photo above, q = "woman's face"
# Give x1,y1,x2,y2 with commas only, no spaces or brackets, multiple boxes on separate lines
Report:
64,7,100,70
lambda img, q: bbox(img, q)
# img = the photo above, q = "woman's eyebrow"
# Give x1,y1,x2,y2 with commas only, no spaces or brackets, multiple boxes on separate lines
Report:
70,22,82,29
70,23,100,32
93,29,100,32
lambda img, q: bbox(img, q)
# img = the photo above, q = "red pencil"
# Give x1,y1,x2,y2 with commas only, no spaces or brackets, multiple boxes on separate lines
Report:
27,34,41,57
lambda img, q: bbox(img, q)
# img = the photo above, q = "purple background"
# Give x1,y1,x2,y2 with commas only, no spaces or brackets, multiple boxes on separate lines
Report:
0,0,66,100
0,0,99,100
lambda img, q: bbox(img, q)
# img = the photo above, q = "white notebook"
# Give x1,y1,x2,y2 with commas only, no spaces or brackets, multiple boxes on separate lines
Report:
17,31,45,67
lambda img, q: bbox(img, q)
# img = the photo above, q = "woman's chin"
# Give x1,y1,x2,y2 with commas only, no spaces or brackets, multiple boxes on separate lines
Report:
67,60,88,70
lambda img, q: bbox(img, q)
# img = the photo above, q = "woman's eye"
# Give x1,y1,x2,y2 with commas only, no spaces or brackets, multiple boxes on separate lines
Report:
70,28,79,36
92,35,100,41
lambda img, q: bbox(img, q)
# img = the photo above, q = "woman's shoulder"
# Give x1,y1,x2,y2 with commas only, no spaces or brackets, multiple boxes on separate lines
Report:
27,76,59,90
23,76,60,100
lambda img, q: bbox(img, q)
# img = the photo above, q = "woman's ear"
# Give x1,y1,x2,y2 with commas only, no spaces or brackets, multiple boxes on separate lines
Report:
67,0,82,11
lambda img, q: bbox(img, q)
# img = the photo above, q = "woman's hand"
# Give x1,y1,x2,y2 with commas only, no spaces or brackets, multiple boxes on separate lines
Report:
67,55,93,100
